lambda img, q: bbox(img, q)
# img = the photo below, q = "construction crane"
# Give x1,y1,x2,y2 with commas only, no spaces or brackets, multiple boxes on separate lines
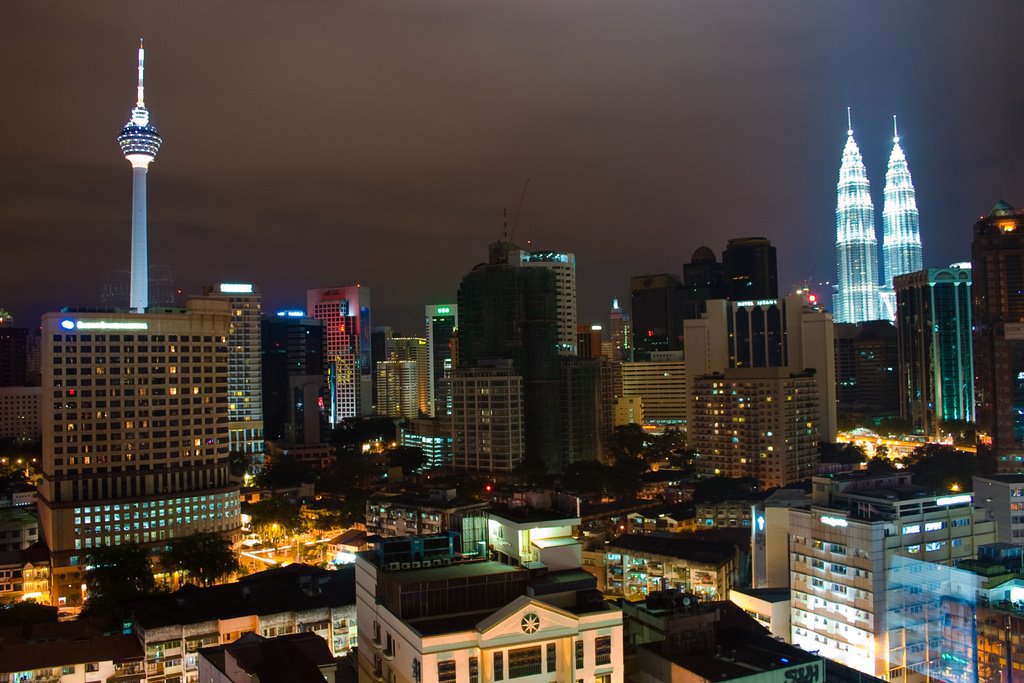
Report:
502,177,531,244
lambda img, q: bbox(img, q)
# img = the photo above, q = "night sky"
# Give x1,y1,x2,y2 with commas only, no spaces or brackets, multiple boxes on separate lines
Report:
3,2,1023,334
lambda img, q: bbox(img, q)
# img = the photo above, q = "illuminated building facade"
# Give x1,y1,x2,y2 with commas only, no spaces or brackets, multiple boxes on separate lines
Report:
375,360,419,420
691,368,819,487
307,286,372,423
608,298,631,361
894,266,973,436
387,336,429,415
203,283,264,457
620,354,686,427
973,201,1024,475
834,112,879,323
789,472,994,679
450,363,524,473
116,43,162,313
425,304,457,417
38,302,242,604
880,118,923,321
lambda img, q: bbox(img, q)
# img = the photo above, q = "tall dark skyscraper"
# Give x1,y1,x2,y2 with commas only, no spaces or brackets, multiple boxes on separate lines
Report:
973,201,1024,475
425,304,457,417
894,265,973,437
0,326,28,387
722,237,778,301
261,311,327,445
682,246,727,320
457,242,560,471
630,273,684,360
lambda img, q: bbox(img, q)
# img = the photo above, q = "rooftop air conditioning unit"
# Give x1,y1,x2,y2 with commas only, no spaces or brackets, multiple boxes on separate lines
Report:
441,557,452,566
387,562,401,571
411,561,422,569
401,562,411,570
432,559,443,567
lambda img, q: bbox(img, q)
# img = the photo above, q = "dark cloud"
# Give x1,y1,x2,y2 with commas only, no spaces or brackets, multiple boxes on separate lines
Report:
2,1,1023,331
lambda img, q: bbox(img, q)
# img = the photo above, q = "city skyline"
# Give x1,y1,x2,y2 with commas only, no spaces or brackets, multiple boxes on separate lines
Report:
2,3,1022,334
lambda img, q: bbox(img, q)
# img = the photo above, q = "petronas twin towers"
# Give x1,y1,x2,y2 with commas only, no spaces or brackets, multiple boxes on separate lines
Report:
834,109,922,323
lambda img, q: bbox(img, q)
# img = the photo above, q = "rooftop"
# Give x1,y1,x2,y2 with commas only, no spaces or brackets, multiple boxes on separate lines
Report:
608,533,737,564
381,559,522,585
0,619,142,672
730,587,791,603
200,632,333,683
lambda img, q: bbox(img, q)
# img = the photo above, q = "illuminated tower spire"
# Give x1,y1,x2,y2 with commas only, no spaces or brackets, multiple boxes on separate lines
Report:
117,40,162,312
879,114,922,320
834,108,879,323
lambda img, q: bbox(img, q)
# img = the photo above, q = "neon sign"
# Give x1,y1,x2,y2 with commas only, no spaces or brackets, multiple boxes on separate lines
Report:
820,515,849,528
219,283,254,294
60,319,149,331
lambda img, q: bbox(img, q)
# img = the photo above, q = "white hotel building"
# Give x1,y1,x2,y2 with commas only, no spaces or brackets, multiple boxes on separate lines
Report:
788,472,994,680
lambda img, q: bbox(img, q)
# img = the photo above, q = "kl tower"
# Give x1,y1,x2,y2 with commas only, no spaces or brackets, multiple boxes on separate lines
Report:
117,41,162,313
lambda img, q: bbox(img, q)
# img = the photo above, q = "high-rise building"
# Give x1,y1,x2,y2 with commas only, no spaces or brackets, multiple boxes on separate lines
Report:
425,304,457,417
261,311,326,446
116,42,162,313
681,247,727,320
833,321,900,419
894,265,973,436
510,249,578,356
684,293,836,441
0,326,28,387
39,302,242,605
608,298,631,360
559,357,602,465
722,237,778,301
879,117,923,321
388,337,429,416
691,368,819,486
834,110,880,323
973,200,1024,475
375,360,420,420
203,283,263,457
307,286,372,423
450,362,524,472
458,243,560,471
630,273,684,360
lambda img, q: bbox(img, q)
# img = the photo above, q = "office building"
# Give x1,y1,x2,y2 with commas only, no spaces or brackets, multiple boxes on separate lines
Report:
576,325,603,360
355,533,623,683
261,311,326,446
722,237,778,301
0,326,28,387
685,293,836,442
116,43,162,313
369,325,392,405
620,353,686,427
973,474,1024,544
691,368,819,487
834,320,899,418
450,362,525,473
834,110,880,323
894,265,973,436
630,273,684,360
972,201,1024,475
608,298,631,360
750,488,811,589
0,386,40,441
375,360,419,420
510,249,578,356
880,117,923,321
458,243,560,471
307,286,372,422
559,357,602,465
681,246,727,321
203,283,263,457
38,302,243,604
788,471,995,679
399,417,452,469
425,304,457,417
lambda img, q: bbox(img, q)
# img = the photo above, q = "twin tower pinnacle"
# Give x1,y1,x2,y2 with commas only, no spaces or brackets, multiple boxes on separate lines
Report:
117,41,162,313
834,108,922,323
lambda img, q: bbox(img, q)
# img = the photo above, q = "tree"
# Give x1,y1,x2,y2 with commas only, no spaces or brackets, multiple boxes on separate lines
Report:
693,477,760,504
246,497,305,545
257,453,313,490
608,424,646,460
865,457,897,474
819,442,867,464
905,444,977,491
643,428,687,464
386,446,425,476
160,531,239,586
83,543,156,615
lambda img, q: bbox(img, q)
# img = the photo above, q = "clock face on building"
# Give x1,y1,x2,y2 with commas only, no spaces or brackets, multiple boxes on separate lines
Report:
521,613,541,634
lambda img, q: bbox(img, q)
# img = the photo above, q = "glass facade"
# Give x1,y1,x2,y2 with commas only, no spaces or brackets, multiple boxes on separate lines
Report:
835,116,880,323
881,122,923,321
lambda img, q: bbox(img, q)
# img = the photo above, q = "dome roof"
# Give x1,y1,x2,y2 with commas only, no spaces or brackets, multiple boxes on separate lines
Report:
691,246,717,264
